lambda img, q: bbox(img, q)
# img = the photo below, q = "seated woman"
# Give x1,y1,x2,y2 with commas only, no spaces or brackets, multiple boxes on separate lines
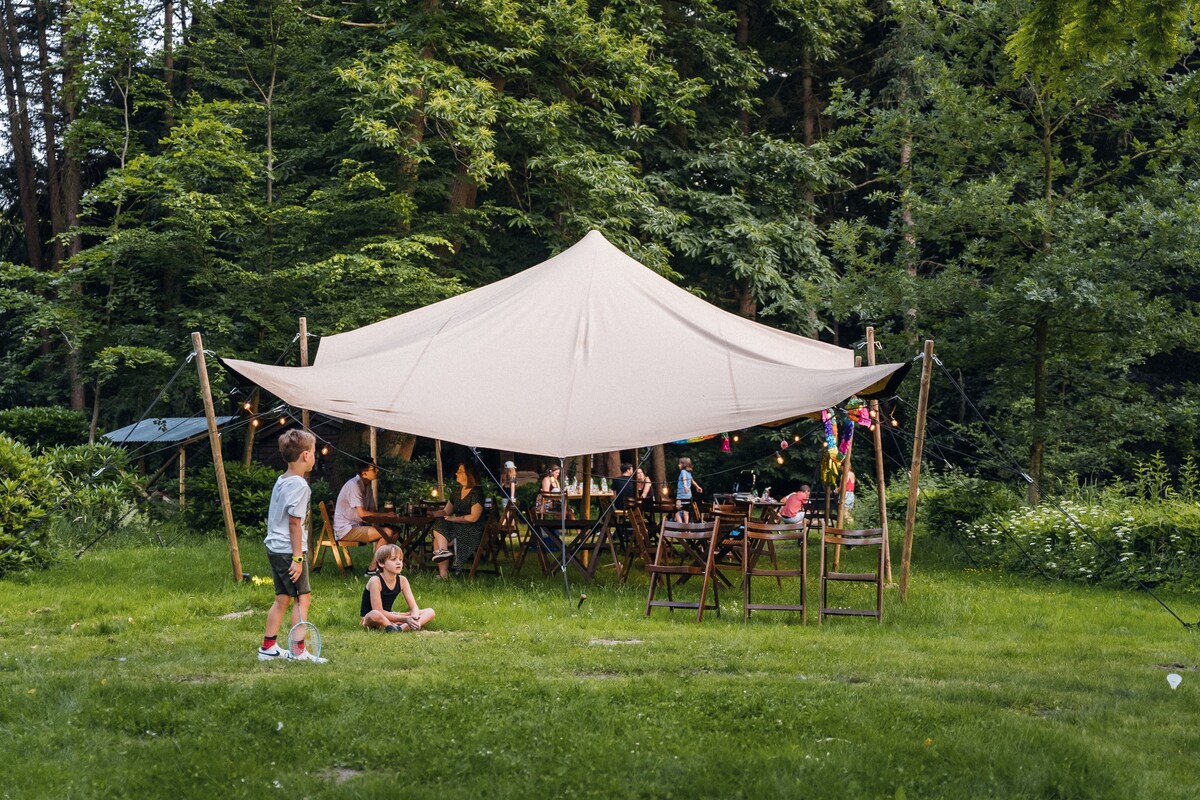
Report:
535,464,562,518
634,467,653,501
429,463,486,578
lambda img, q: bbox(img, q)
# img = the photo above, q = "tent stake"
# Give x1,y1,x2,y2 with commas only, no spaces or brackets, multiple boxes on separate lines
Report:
866,327,892,581
900,339,935,600
191,332,243,583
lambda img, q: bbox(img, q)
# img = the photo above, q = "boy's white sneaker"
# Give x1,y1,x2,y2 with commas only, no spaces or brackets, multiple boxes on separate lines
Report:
291,648,328,664
257,644,292,661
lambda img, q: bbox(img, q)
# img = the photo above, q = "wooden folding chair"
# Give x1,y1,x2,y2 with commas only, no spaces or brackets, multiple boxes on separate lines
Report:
467,503,506,578
312,501,364,575
620,504,655,583
645,518,720,622
819,527,886,623
705,505,757,589
742,520,808,623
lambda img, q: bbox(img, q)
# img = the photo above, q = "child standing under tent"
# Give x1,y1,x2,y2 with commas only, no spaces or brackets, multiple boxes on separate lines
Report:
674,456,702,522
360,544,436,632
258,428,326,662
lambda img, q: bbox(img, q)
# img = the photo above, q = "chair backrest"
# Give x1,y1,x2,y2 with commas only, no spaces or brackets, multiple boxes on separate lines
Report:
319,500,333,532
823,527,884,546
711,503,741,516
744,519,806,539
659,518,719,542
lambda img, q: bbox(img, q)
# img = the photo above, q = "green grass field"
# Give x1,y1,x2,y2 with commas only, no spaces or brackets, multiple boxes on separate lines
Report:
2,536,1198,799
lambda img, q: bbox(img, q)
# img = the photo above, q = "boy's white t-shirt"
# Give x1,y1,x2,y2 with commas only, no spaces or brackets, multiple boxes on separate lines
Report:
264,473,311,554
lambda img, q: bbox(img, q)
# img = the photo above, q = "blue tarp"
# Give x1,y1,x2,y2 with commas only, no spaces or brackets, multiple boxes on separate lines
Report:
103,416,234,444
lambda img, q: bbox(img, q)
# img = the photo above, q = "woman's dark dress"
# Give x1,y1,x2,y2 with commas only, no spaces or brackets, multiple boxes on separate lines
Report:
432,485,486,569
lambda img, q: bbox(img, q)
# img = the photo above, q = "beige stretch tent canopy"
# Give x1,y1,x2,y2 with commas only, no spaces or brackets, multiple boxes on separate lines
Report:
224,231,907,457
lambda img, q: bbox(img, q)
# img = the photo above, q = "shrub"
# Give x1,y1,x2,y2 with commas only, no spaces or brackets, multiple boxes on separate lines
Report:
0,406,90,449
185,462,281,537
920,468,1024,533
956,499,1200,588
42,442,138,530
0,434,63,576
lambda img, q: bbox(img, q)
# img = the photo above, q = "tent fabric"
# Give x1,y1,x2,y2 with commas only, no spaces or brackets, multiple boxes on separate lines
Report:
223,231,907,457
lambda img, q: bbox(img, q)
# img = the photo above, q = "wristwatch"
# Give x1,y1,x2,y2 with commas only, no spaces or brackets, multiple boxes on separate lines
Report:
291,555,304,563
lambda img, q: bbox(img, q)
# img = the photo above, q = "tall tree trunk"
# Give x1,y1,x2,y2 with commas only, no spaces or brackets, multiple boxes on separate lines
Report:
1028,111,1055,506
1029,317,1048,505
60,0,81,258
735,1,750,136
1,0,43,269
163,0,175,126
651,444,666,499
34,0,63,267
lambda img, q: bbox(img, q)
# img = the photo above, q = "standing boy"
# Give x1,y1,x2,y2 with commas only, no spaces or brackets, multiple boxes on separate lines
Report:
258,428,326,662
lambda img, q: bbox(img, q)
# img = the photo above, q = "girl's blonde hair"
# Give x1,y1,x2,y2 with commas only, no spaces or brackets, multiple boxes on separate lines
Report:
678,457,693,470
375,543,403,564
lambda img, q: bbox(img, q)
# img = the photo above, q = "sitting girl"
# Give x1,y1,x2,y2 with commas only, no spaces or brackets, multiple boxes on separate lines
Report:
359,544,436,632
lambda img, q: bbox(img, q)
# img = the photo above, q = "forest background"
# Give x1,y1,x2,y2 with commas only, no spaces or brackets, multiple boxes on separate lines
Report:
3,0,1200,509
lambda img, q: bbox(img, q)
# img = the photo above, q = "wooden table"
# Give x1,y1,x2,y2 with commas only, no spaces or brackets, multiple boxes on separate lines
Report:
360,511,437,565
527,516,622,581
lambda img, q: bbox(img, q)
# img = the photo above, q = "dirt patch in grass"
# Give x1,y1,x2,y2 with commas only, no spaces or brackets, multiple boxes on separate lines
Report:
218,610,256,620
316,767,363,785
588,638,643,646
1155,663,1198,671
575,671,623,679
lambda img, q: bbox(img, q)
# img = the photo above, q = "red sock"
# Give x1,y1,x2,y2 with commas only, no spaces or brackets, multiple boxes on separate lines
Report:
262,635,277,649
295,639,306,653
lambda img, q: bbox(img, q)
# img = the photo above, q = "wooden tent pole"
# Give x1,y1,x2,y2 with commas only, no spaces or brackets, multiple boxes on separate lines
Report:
866,327,893,582
582,454,592,520
178,446,186,511
191,332,243,583
298,317,311,431
369,425,378,506
832,356,862,570
900,339,935,600
435,439,444,500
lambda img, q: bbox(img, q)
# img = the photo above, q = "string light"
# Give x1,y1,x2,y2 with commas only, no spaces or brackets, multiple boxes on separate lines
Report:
661,485,669,496
775,454,785,465
251,419,259,428
793,434,801,442
431,488,439,497
732,434,740,442
242,402,252,411
320,446,330,456
278,417,287,426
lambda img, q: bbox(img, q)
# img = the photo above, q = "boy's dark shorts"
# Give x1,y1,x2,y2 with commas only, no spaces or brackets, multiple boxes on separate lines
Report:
268,551,311,597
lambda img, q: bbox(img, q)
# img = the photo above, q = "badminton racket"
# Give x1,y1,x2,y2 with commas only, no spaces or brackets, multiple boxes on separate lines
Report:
287,620,322,660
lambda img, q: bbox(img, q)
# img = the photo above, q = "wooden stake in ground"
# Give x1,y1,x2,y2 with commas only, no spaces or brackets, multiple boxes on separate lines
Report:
866,327,892,582
900,339,935,600
191,332,243,583
298,317,311,431
178,446,185,511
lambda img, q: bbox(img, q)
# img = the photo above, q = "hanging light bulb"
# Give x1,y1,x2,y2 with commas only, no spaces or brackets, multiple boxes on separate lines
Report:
320,446,330,456
662,485,669,496
890,418,899,428
775,454,785,465
793,434,801,442
251,419,259,428
870,409,878,419
732,434,740,443
242,402,252,411
278,417,287,426
431,487,439,497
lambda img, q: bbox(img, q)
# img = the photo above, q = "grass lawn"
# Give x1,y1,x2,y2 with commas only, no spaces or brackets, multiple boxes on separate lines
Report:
2,534,1199,799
